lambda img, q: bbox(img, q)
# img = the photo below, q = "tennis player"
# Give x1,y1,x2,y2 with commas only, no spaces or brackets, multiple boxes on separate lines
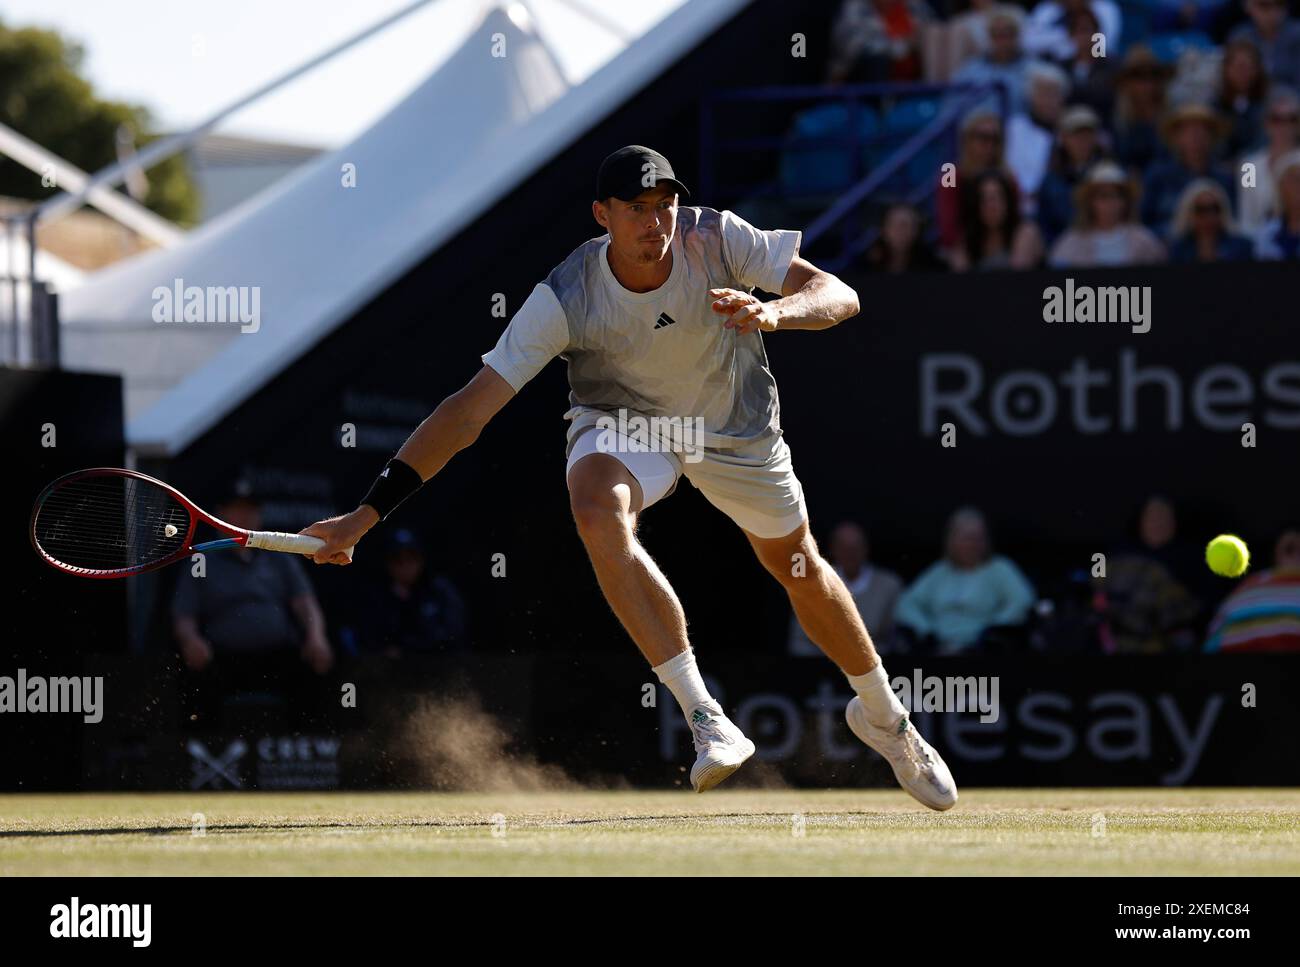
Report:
303,146,957,807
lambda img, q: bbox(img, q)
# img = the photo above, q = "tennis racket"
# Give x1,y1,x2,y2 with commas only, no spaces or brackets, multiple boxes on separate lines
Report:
30,467,351,579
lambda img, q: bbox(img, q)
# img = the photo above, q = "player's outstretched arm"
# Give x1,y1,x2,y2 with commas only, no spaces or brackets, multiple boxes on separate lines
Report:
299,365,515,564
709,256,860,334
392,364,515,480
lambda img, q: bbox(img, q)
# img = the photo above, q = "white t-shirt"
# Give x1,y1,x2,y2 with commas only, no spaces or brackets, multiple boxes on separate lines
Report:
1024,0,1122,61
1006,113,1053,208
482,207,801,450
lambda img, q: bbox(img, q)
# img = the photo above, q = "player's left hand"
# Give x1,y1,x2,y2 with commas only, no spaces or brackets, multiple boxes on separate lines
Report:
709,288,780,335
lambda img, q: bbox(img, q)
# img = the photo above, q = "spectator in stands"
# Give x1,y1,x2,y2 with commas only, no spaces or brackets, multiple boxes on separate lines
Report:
342,529,468,657
788,522,904,656
895,507,1037,655
1024,0,1123,62
1205,524,1300,652
1113,46,1175,172
1254,146,1300,255
1229,0,1300,90
863,202,948,272
1168,178,1256,260
1007,62,1073,203
1055,5,1119,122
1217,37,1271,157
173,480,332,676
1049,161,1167,264
952,5,1035,113
1149,0,1231,37
952,168,1045,269
1209,0,1255,43
937,111,1014,253
828,0,936,84
1093,495,1207,653
1239,86,1300,231
173,480,332,728
950,0,1001,71
1141,102,1237,236
1037,105,1109,243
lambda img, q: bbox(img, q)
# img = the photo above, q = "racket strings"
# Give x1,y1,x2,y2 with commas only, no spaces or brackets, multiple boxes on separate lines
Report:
33,475,192,572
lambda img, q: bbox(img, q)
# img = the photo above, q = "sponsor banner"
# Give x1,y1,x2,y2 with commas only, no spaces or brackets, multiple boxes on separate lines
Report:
3,649,1294,792
531,653,1300,787
53,654,1294,790
184,735,342,790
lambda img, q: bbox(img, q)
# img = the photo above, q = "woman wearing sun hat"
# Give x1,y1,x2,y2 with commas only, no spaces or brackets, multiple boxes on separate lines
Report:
1113,45,1176,172
1141,101,1237,237
1049,161,1167,266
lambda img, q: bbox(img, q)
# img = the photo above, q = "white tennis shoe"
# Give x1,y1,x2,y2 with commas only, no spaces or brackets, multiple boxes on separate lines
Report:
687,704,755,792
846,698,958,811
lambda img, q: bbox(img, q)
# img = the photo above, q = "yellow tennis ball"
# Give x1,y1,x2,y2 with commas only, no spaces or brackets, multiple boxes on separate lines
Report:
1206,534,1249,577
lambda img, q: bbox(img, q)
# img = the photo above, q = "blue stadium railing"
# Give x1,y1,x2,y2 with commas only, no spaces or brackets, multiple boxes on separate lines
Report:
699,80,1008,273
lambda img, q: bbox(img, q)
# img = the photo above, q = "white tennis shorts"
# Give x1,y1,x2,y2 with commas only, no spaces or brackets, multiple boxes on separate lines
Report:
564,419,808,540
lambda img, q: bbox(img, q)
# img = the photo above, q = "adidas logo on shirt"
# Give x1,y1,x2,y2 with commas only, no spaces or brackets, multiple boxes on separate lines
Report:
653,312,676,330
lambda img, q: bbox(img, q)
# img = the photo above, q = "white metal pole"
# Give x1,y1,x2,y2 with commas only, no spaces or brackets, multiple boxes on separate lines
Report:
35,0,441,227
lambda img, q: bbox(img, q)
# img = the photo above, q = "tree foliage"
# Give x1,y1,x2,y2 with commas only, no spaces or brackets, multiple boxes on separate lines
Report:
0,20,198,224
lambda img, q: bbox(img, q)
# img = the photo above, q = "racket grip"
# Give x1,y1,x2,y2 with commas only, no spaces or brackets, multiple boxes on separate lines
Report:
246,531,355,560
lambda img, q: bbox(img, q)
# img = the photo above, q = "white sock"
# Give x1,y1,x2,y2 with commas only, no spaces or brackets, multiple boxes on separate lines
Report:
846,663,907,729
652,648,718,718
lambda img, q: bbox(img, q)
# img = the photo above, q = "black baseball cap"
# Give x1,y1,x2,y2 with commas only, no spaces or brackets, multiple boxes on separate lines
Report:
596,145,691,202
215,475,259,508
385,528,424,555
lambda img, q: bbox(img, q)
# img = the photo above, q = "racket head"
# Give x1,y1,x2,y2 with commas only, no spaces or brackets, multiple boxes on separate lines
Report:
30,468,233,579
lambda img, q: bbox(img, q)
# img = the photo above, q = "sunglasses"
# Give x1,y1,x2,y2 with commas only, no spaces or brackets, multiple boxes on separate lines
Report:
1193,202,1221,215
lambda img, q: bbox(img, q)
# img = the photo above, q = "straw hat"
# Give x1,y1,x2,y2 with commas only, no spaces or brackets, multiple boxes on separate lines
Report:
1161,102,1229,143
1072,161,1139,225
1118,45,1175,82
1059,105,1101,135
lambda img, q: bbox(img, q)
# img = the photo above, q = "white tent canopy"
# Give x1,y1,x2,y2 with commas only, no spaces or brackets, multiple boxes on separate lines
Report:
59,0,747,456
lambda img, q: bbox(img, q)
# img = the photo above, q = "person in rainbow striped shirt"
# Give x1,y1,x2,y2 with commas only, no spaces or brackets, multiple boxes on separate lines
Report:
1205,525,1300,653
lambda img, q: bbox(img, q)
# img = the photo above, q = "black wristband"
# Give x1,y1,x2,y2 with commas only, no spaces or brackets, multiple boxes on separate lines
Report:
361,458,424,520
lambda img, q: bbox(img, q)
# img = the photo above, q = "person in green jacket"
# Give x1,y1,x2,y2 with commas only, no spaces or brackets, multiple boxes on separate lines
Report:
896,507,1037,654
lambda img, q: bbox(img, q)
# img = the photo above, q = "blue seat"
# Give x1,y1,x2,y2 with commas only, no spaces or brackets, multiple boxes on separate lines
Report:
1147,31,1214,64
869,98,945,189
780,102,881,196
905,142,946,192
884,96,942,135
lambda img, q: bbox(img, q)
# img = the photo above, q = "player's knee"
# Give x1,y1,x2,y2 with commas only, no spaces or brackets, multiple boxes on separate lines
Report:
780,554,831,593
567,454,637,540
756,531,822,588
569,487,630,542
792,549,835,592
